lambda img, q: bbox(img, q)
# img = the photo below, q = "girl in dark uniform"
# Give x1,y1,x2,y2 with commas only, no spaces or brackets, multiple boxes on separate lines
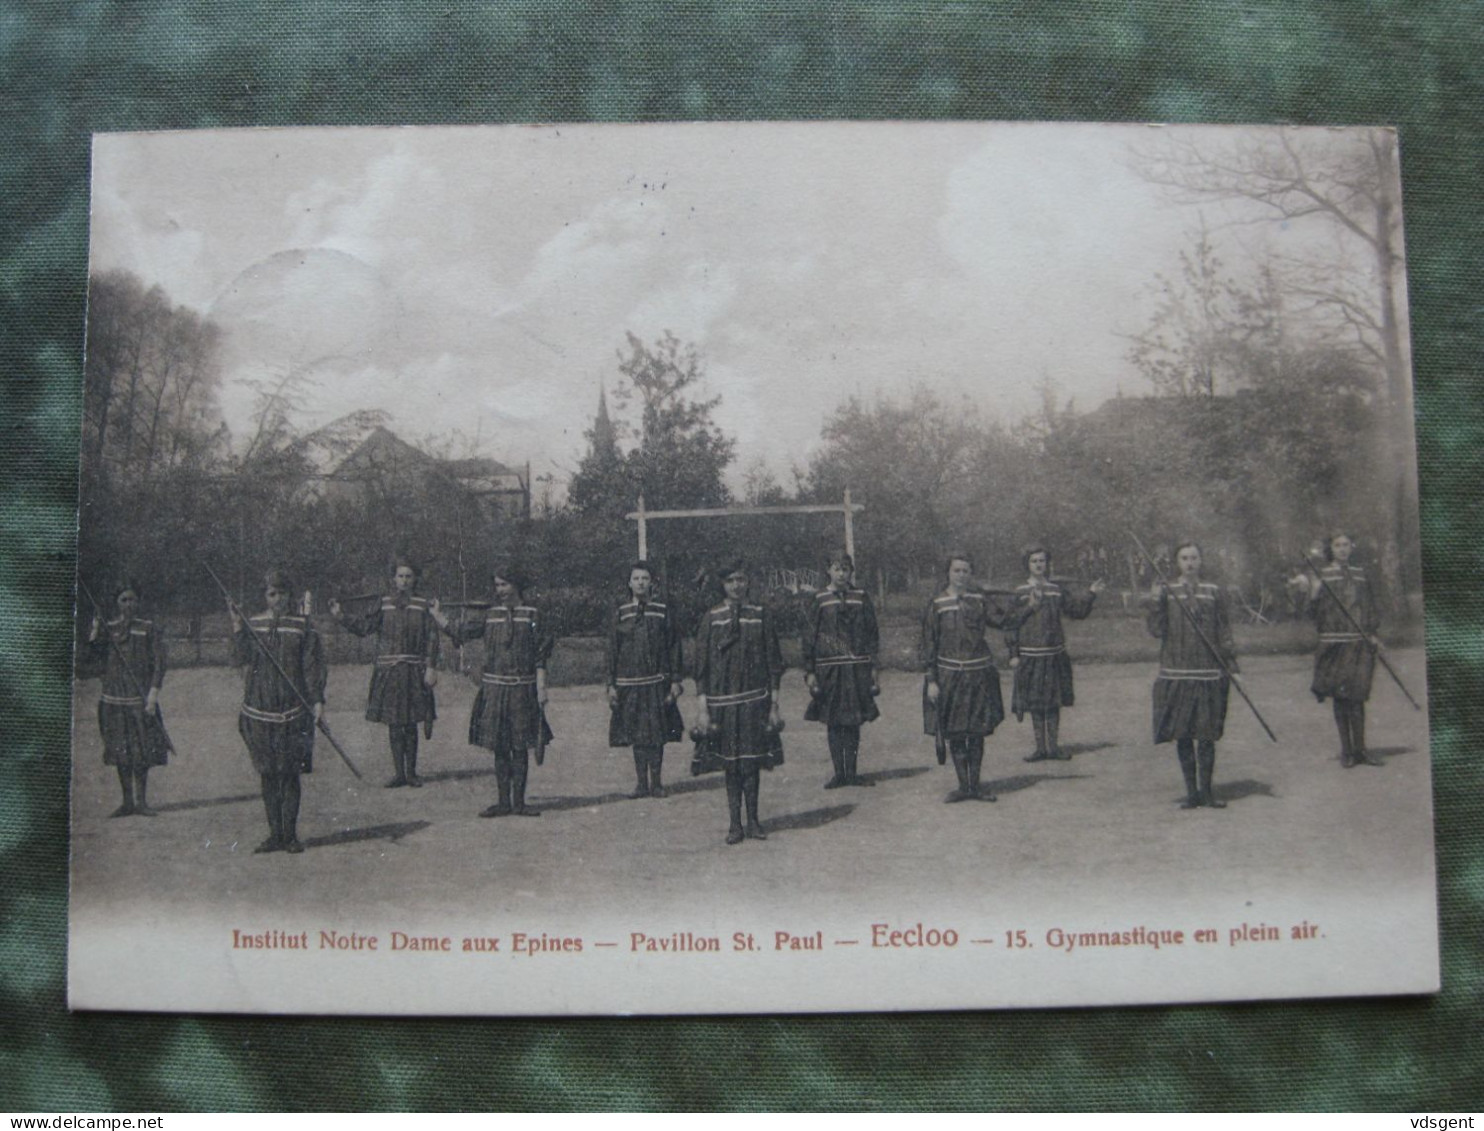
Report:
1308,531,1383,767
330,558,439,788
694,561,785,844
1006,547,1104,762
87,582,168,817
1144,542,1238,809
921,552,1034,803
433,566,553,817
230,569,326,854
607,560,685,798
802,551,880,789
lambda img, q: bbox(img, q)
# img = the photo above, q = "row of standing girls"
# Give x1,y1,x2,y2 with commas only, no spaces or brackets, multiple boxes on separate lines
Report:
84,530,1386,852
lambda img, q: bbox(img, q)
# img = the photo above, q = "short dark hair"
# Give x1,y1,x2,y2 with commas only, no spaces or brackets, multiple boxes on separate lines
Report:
718,558,749,581
264,568,293,593
827,550,855,572
1172,541,1203,563
492,564,529,593
393,557,421,578
629,560,654,576
1322,531,1355,563
944,550,974,576
1021,545,1050,574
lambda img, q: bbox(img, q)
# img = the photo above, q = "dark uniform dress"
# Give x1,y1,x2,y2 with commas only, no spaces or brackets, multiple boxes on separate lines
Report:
1309,562,1382,766
91,616,168,770
234,610,326,852
607,597,685,796
802,585,879,786
921,589,1026,800
1006,579,1098,760
337,593,439,785
235,611,326,776
1146,580,1236,807
695,600,784,841
447,602,554,815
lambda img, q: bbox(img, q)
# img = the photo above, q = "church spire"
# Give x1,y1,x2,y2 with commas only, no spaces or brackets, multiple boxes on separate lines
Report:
591,382,617,455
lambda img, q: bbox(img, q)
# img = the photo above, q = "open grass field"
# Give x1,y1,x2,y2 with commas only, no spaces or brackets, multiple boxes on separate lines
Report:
68,646,1436,1012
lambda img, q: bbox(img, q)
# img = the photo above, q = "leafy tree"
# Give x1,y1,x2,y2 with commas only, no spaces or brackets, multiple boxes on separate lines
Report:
612,330,735,511
807,388,989,590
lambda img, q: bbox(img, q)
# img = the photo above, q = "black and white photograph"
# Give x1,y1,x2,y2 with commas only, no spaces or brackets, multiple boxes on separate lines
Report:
70,121,1435,1014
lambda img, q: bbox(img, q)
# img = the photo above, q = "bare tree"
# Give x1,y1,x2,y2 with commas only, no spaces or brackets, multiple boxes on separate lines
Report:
1133,127,1408,412
1131,127,1417,590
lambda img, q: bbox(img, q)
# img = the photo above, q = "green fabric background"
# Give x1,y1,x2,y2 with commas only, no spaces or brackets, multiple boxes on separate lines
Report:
2,0,1481,1112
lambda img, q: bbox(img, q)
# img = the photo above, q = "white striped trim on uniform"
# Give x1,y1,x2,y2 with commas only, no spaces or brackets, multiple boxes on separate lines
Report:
482,673,536,686
241,703,306,723
815,654,872,667
1019,645,1065,657
1319,633,1364,643
936,656,992,671
1158,668,1224,681
615,673,667,687
375,654,427,666
706,688,768,707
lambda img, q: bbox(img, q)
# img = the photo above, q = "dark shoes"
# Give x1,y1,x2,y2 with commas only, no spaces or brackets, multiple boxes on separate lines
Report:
823,776,846,790
283,838,305,854
1357,749,1383,767
479,803,512,818
1023,751,1049,763
725,826,745,845
650,784,669,799
512,806,542,817
405,773,423,788
253,836,282,854
385,776,408,789
745,821,768,841
109,803,134,818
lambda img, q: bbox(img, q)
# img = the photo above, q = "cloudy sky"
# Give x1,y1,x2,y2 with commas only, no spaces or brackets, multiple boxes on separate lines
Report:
90,121,1308,490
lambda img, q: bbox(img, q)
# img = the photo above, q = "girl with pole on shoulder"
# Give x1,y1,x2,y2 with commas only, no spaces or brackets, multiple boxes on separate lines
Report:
1306,531,1384,767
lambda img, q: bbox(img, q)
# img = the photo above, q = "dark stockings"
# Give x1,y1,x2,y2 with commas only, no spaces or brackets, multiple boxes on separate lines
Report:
1176,739,1223,809
723,763,766,843
632,744,666,797
825,725,867,787
256,772,304,852
1333,699,1374,766
111,766,135,817
1028,711,1064,761
483,747,539,817
387,724,421,787
947,736,992,802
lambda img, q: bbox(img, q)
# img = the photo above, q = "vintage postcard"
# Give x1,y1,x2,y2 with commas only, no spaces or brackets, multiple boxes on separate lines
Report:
70,122,1435,1014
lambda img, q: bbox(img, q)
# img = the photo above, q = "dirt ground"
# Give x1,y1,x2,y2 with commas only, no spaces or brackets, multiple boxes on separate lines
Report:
71,650,1434,919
